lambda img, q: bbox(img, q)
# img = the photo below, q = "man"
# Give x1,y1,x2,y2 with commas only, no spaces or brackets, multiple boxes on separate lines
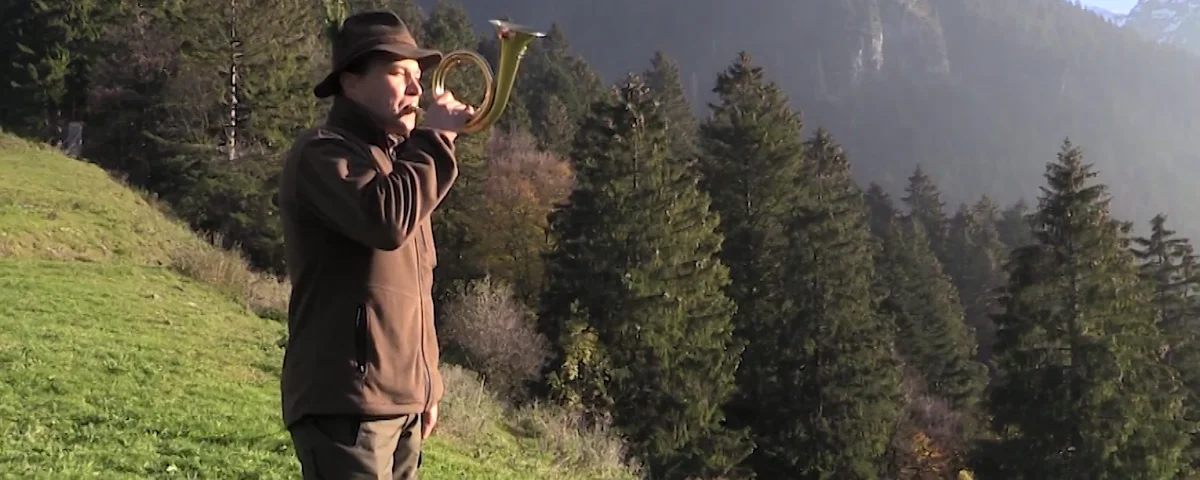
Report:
276,10,474,479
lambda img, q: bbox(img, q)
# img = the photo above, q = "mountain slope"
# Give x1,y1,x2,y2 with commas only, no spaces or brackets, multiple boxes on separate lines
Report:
1085,4,1129,25
0,133,638,479
429,0,1200,240
1126,0,1200,51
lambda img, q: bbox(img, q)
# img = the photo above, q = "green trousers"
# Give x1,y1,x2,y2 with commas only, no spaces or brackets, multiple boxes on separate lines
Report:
288,414,423,480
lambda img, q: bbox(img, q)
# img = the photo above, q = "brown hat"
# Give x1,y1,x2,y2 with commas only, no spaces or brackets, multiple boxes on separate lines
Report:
314,11,443,98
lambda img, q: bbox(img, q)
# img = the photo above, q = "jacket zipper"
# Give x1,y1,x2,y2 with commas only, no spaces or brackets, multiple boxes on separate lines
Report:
415,224,433,413
355,304,367,379
387,144,431,411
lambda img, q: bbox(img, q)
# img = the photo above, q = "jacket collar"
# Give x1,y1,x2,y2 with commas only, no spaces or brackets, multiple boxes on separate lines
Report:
325,96,404,151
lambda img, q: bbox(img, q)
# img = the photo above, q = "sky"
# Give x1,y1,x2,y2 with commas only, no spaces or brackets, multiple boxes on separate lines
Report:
1078,0,1139,13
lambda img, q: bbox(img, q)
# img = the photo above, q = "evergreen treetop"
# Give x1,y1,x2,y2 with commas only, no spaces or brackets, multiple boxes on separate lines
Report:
742,127,903,479
541,74,752,479
981,139,1190,479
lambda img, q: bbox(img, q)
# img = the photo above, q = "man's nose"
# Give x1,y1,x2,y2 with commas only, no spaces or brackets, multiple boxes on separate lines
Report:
406,79,422,97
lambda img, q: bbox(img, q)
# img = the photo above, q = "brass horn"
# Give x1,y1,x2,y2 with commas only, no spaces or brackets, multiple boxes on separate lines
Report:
428,19,545,134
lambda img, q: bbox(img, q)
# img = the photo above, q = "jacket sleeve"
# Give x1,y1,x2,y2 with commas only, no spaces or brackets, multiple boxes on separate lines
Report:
293,129,458,251
399,128,459,210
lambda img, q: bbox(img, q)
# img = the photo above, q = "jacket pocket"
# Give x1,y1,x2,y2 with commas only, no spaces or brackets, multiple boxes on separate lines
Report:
354,304,367,379
365,288,426,408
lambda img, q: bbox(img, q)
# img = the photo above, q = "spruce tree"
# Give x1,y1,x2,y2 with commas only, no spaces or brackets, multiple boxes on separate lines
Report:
536,94,573,156
93,0,325,273
0,0,123,137
753,127,903,479
421,0,491,296
541,75,752,479
1132,214,1200,474
876,216,987,415
997,199,1034,250
644,50,699,163
943,198,1009,367
864,182,898,240
902,165,950,261
421,0,482,102
1133,214,1195,337
695,52,806,454
513,23,606,153
979,140,1190,479
83,1,179,180
696,50,805,317
494,94,533,133
236,0,328,148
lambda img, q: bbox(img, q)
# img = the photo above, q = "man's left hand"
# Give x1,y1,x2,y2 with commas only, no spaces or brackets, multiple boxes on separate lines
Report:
424,91,475,143
422,403,438,439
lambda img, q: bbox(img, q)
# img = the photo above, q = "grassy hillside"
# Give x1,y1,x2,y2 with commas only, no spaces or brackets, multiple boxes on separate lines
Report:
0,133,639,479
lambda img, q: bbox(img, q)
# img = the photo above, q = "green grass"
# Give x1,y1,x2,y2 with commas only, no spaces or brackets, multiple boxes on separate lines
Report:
0,133,638,479
0,135,203,265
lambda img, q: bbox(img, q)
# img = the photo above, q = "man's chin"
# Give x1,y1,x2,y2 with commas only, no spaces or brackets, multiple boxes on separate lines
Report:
377,110,413,134
398,114,417,133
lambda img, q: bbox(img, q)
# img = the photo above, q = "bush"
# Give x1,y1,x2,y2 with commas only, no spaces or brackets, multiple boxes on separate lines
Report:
509,400,643,477
438,365,642,479
440,276,550,402
169,230,290,322
888,354,975,480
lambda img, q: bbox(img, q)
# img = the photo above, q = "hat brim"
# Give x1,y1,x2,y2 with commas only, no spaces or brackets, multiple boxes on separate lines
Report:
314,44,443,99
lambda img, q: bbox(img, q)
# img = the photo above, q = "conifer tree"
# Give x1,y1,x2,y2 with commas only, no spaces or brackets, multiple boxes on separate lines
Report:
494,95,533,133
979,140,1190,479
943,198,1008,366
537,94,574,156
751,127,903,479
695,52,806,451
644,50,699,163
87,0,324,273
1132,214,1200,474
876,216,987,415
997,199,1033,250
696,50,805,318
83,1,179,180
236,0,328,148
902,165,950,260
541,75,752,479
1133,214,1196,336
421,0,491,295
0,0,123,137
422,0,482,102
864,182,898,240
513,23,606,153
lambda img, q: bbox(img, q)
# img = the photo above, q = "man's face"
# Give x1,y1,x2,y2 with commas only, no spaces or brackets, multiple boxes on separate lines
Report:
341,57,423,136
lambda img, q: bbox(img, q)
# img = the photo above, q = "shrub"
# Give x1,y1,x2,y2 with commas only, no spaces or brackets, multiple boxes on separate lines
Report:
438,365,642,479
509,400,643,477
169,230,289,322
440,276,549,402
887,353,974,480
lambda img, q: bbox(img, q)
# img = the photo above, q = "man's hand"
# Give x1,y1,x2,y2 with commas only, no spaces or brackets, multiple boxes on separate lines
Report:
423,91,475,143
421,403,438,440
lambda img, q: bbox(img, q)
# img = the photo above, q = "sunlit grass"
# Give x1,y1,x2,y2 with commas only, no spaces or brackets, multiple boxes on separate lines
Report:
0,132,639,479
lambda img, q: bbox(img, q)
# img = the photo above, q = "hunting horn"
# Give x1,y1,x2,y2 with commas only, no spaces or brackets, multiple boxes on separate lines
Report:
428,19,545,134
